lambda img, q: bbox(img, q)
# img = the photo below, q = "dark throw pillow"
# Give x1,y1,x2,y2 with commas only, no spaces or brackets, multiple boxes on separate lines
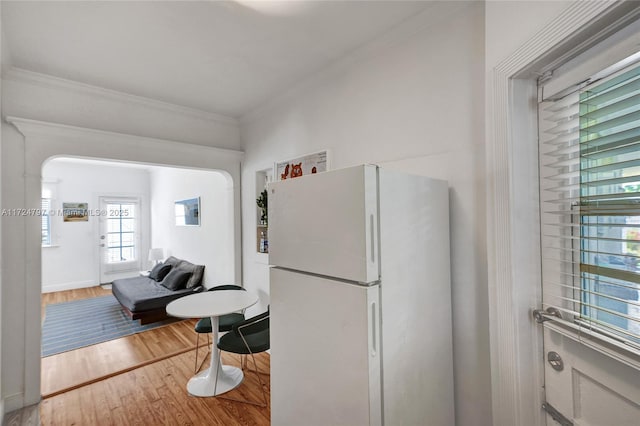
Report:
161,269,192,291
149,263,172,281
164,256,182,268
181,264,205,289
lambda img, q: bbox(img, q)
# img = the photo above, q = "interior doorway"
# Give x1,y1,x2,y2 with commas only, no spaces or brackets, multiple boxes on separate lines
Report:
2,115,243,408
39,155,238,397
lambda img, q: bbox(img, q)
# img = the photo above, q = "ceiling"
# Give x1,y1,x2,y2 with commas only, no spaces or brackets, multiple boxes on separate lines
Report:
2,1,433,118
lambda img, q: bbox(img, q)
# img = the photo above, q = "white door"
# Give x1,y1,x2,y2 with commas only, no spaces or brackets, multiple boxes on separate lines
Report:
270,267,382,426
541,328,640,426
99,197,140,283
538,57,640,425
268,164,379,283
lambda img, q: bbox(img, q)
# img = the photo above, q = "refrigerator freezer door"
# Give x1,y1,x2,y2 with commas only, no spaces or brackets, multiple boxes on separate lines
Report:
268,164,379,284
270,268,382,426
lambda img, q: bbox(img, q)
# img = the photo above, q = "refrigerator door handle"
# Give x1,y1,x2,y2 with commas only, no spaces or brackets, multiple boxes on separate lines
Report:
370,300,377,357
370,214,375,263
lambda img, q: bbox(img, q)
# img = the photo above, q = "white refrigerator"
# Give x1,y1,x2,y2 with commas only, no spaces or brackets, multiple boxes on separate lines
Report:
268,164,454,426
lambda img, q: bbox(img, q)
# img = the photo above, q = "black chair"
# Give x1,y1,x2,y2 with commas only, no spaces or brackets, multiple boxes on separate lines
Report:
194,285,246,373
215,309,270,406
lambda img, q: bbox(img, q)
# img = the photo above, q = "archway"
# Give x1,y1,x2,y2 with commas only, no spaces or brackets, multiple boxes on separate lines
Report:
4,116,243,407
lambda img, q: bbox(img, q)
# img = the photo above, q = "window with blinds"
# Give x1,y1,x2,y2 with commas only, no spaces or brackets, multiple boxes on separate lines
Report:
41,198,51,246
539,61,640,352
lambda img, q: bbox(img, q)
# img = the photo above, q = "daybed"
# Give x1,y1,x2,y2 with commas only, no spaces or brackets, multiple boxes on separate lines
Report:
112,256,205,324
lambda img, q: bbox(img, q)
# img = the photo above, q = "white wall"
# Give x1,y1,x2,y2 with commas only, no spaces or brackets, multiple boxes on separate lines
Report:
150,167,235,288
41,159,151,293
240,3,489,425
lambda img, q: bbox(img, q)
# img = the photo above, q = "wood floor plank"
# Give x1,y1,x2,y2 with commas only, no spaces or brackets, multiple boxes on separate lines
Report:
102,377,123,411
78,385,100,426
89,381,114,424
108,406,129,426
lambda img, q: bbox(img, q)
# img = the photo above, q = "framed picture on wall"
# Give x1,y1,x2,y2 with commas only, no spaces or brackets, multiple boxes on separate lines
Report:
275,150,329,181
175,197,200,226
62,202,89,222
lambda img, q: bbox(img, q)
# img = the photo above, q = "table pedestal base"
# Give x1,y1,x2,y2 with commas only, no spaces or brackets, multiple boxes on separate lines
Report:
187,364,244,397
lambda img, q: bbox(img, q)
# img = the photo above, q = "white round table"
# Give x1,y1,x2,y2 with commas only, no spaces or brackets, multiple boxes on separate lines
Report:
166,290,258,397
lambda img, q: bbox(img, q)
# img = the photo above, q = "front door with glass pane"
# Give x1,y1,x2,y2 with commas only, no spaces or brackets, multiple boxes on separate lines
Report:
99,197,140,283
539,59,640,425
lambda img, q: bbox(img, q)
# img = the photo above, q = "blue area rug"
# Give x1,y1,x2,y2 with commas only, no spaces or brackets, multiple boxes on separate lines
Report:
42,295,179,357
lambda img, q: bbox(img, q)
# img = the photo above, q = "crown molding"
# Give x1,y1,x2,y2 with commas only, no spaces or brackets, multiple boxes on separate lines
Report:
5,116,244,161
2,67,238,126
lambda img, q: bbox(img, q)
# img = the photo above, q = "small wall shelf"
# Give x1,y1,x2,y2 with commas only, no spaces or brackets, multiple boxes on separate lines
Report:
255,168,273,254
256,224,268,254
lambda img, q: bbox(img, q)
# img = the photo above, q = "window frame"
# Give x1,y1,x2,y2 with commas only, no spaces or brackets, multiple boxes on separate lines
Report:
41,197,53,247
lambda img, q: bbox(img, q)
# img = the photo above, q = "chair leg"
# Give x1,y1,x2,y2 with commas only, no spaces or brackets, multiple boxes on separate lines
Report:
194,332,200,373
248,350,269,407
216,350,269,407
242,353,270,376
194,332,212,374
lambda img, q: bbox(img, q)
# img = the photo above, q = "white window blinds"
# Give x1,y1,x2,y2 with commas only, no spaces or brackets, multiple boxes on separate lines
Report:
41,198,51,246
539,61,640,354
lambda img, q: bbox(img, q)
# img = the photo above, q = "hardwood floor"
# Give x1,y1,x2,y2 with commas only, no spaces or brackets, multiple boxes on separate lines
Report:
39,287,270,425
41,286,196,397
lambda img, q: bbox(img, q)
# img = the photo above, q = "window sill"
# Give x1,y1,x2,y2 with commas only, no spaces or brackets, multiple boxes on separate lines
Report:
42,245,60,249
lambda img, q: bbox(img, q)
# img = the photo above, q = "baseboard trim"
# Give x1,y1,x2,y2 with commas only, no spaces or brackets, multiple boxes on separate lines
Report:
3,402,40,426
42,280,96,294
4,392,25,413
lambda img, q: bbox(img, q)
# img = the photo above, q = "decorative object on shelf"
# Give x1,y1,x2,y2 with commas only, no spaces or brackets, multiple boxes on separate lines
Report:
148,248,164,267
62,202,89,222
175,197,200,226
256,189,268,225
259,230,269,253
275,150,329,181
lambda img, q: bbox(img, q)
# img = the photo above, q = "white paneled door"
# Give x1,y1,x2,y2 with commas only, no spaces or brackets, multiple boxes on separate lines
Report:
538,58,640,425
542,326,640,426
